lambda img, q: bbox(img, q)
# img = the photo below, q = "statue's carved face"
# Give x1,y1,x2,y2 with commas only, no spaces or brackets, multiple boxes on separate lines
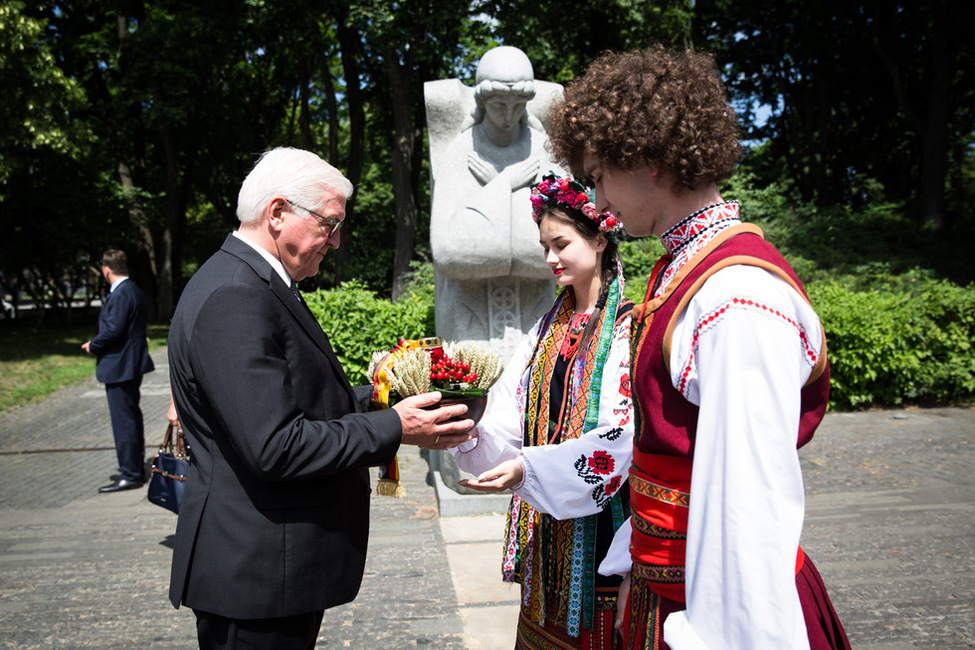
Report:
483,95,528,134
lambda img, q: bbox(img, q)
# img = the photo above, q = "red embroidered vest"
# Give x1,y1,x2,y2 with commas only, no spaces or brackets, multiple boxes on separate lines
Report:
628,224,829,602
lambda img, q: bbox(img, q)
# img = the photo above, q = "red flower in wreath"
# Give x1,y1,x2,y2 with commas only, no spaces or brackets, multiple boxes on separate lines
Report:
588,450,615,475
604,475,622,495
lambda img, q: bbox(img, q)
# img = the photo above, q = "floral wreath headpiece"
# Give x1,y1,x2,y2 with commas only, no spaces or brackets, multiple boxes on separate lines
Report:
530,172,620,238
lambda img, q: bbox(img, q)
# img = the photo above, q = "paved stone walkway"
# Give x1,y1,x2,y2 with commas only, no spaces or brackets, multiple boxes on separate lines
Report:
0,347,972,648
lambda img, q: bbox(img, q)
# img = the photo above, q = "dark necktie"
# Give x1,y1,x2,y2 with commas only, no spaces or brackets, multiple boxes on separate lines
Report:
290,280,302,303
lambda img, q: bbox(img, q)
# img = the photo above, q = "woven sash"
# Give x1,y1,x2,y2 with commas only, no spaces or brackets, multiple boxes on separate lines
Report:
629,448,806,606
629,448,691,603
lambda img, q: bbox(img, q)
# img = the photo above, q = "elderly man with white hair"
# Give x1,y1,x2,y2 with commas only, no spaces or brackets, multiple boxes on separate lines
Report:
167,147,475,649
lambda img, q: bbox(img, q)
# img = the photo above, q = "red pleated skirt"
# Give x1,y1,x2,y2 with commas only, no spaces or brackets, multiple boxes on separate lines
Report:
623,554,851,650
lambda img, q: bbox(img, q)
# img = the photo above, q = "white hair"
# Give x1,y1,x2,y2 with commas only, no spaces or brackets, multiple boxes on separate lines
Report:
236,147,354,225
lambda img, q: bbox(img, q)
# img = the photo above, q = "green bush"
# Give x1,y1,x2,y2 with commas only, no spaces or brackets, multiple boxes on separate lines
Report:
618,238,667,304
304,279,434,385
303,262,975,410
809,275,975,409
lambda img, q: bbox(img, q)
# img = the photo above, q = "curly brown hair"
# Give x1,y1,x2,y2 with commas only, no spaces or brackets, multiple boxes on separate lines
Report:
548,46,742,190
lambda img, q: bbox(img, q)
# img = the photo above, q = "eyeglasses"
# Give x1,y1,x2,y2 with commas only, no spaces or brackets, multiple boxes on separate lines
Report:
286,199,343,238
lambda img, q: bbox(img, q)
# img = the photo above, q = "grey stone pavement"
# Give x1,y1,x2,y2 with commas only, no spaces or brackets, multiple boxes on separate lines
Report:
0,346,972,648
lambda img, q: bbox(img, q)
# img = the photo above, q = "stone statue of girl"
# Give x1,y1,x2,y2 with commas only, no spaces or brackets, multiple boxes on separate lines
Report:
426,46,566,360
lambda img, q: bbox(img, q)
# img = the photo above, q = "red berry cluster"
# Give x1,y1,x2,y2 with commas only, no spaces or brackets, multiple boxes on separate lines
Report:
429,355,477,387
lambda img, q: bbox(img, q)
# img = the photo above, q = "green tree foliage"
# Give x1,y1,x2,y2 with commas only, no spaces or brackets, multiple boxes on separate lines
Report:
30,0,298,317
697,0,975,232
0,2,86,183
486,0,694,81
342,0,488,299
0,1,120,317
3,0,973,344
723,166,975,287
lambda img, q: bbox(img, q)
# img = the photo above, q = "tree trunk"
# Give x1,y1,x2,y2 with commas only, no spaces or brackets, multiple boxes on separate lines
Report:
156,122,183,321
299,60,313,150
322,57,340,166
93,13,159,318
335,21,366,285
115,156,159,316
384,48,417,302
871,1,950,230
918,0,952,230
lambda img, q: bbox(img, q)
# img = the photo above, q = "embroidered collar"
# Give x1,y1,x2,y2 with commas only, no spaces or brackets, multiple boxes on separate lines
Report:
661,201,741,256
654,201,741,297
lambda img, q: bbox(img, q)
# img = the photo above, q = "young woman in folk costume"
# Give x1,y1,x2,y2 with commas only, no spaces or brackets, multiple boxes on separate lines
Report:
450,172,634,649
546,46,851,650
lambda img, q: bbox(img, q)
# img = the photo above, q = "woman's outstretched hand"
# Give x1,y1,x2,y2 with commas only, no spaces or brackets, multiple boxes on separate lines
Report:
459,458,524,492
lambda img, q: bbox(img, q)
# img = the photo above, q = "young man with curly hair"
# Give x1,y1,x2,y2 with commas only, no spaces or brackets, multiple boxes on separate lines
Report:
547,46,851,650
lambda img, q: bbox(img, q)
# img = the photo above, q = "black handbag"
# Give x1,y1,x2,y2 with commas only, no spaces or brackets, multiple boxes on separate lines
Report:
147,423,190,514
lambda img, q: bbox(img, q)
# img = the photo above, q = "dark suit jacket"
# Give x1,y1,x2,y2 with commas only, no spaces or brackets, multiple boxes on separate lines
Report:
167,234,402,619
88,278,154,383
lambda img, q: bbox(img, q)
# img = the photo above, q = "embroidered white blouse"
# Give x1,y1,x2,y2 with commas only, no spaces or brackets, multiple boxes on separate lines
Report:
599,203,823,649
449,309,634,520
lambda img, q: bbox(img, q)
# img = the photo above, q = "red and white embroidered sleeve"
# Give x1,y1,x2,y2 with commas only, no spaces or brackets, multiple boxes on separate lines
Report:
516,316,635,519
